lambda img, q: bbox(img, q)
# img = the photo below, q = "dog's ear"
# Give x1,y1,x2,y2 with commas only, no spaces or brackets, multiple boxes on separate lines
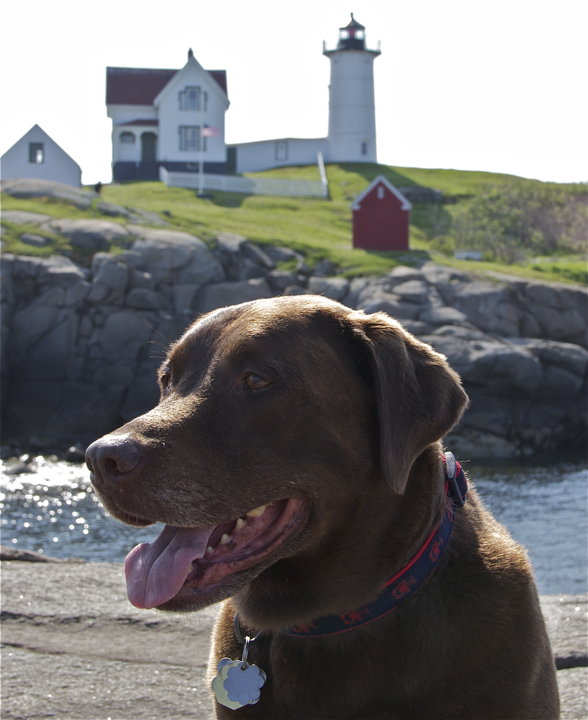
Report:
347,311,468,493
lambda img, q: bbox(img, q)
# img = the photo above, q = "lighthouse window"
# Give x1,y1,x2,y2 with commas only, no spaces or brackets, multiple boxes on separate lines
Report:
29,142,44,164
275,141,288,162
120,132,136,144
361,142,368,156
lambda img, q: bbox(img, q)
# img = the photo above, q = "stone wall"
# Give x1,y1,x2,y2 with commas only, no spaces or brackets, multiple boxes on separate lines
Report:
1,227,586,457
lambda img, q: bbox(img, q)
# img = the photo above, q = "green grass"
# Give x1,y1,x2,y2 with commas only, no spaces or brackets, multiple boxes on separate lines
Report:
2,163,586,284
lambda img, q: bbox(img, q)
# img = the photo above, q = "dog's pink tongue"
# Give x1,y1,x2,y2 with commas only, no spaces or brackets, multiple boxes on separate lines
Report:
125,524,214,609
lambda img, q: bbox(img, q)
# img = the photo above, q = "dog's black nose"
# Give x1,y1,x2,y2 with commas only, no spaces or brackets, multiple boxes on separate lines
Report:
86,436,142,486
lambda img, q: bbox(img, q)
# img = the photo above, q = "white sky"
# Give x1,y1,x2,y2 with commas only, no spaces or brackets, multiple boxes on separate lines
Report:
1,0,586,185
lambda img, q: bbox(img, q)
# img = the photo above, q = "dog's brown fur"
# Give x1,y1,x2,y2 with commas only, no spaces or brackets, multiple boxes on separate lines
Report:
87,296,559,719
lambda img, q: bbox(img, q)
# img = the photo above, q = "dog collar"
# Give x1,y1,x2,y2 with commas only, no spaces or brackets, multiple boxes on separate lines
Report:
283,452,467,638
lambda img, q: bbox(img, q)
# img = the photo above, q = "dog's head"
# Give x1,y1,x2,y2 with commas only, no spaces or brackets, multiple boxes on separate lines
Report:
87,296,467,628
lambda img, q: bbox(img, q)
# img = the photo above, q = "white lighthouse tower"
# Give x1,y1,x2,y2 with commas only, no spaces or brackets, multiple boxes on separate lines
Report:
324,14,380,163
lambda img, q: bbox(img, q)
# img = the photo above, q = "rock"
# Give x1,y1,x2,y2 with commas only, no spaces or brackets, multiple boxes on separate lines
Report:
392,280,431,304
1,210,51,225
312,259,337,277
540,595,587,670
198,278,274,314
558,667,587,720
36,256,86,289
42,219,131,252
125,288,169,311
389,266,425,283
87,258,129,306
130,227,224,287
128,207,169,227
0,179,99,210
240,242,275,270
283,286,310,295
95,310,154,363
418,306,468,325
2,460,35,475
307,276,350,301
0,563,584,720
0,545,63,561
508,338,588,378
96,201,132,218
267,270,299,292
19,233,51,247
259,245,302,264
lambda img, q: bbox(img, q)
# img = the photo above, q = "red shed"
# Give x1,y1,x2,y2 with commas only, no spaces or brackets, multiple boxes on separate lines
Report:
351,175,411,251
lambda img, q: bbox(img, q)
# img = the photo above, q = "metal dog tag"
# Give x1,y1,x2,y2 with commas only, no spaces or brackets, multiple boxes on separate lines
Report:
211,633,266,710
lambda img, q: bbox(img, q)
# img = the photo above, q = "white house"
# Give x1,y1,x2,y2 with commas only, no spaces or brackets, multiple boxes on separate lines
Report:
106,49,229,182
229,15,380,173
1,124,82,186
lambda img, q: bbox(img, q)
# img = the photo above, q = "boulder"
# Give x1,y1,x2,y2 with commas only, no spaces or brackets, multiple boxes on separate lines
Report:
20,233,50,247
0,179,99,210
125,288,169,311
1,210,51,225
312,259,337,277
198,278,274,314
41,219,130,252
87,259,129,306
129,227,224,287
418,306,468,325
307,277,350,301
260,245,302,264
267,271,299,292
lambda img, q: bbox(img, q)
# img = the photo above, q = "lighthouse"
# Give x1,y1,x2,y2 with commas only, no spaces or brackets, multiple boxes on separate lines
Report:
323,14,380,163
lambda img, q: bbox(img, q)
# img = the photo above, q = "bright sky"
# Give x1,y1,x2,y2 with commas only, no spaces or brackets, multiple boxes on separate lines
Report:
2,0,586,185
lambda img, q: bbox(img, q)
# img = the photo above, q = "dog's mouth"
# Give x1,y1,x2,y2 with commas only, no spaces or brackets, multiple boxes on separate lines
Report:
124,497,309,609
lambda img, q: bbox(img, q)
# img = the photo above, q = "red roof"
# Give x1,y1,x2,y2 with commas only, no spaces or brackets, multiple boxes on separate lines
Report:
106,67,228,105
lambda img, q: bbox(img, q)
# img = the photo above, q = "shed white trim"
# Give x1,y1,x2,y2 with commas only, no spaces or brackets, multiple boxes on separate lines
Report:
351,175,412,211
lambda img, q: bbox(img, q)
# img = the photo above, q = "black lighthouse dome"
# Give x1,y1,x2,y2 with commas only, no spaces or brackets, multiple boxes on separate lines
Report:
337,13,366,51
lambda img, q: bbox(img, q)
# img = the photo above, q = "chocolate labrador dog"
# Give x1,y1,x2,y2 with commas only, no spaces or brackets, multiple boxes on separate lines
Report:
86,296,559,719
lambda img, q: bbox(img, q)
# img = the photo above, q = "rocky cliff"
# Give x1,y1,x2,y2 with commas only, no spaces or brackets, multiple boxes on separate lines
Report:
1,223,586,458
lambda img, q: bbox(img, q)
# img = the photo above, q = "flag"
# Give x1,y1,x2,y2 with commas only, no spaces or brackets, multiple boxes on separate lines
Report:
201,124,220,137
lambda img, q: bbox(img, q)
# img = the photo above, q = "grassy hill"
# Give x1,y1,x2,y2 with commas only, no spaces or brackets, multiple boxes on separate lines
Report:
2,163,586,284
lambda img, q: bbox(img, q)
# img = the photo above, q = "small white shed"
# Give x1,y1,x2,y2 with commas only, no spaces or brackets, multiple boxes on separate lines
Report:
1,125,82,187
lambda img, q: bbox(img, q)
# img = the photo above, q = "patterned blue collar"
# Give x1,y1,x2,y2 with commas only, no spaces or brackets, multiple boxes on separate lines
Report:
283,453,467,638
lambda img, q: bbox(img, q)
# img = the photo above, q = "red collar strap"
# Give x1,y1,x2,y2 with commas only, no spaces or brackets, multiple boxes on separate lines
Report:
283,453,467,638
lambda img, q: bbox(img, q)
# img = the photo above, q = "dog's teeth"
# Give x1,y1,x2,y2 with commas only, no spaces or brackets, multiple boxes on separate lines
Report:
220,533,232,545
206,546,214,555
235,517,246,530
247,504,267,517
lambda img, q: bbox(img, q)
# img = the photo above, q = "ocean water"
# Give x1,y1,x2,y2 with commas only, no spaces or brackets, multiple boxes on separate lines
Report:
1,456,586,595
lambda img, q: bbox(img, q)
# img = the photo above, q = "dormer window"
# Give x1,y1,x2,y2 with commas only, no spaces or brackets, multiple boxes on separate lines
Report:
179,86,206,111
29,142,44,164
120,132,136,143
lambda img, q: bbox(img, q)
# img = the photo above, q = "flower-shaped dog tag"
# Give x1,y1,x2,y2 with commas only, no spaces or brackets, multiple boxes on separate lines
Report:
212,658,267,710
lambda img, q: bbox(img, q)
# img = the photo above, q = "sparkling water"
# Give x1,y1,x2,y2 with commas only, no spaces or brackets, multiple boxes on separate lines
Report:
1,456,586,595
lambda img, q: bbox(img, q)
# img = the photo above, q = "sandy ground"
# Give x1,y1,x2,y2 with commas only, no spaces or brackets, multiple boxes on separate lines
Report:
1,561,586,719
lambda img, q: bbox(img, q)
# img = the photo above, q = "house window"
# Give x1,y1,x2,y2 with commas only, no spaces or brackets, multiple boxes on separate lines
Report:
179,126,206,152
179,86,201,111
361,141,368,156
275,141,288,162
377,185,385,199
120,132,136,143
29,142,44,164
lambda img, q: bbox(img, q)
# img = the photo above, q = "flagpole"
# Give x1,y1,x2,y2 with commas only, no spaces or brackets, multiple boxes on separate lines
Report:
198,91,204,196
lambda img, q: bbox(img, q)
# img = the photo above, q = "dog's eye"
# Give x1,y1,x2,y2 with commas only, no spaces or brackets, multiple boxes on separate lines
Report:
245,373,270,390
